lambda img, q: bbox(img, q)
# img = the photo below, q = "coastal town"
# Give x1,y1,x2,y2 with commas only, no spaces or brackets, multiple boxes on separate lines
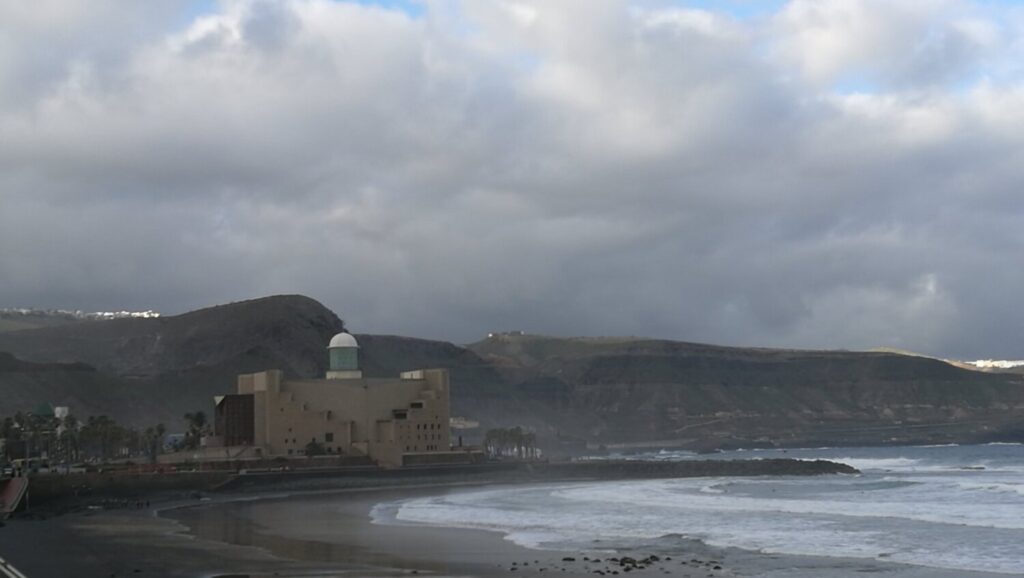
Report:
1,330,483,516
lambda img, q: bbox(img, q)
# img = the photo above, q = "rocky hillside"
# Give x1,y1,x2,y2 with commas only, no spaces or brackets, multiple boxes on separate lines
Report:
0,352,158,421
0,295,1022,450
468,334,1024,449
0,295,341,378
0,295,346,426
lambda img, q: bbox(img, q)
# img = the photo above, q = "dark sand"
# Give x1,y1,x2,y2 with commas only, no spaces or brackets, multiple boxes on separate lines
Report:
0,482,1009,578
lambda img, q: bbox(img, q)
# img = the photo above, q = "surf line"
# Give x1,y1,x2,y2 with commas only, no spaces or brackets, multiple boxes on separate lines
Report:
0,555,28,578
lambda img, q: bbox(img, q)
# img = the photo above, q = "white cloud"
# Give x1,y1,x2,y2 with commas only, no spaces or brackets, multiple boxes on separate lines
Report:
771,0,993,89
2,0,1024,357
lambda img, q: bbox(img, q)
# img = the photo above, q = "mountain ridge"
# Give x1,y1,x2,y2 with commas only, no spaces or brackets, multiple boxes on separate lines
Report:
0,295,1022,450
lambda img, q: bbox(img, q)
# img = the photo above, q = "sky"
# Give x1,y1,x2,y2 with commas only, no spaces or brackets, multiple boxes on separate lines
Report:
3,0,1024,358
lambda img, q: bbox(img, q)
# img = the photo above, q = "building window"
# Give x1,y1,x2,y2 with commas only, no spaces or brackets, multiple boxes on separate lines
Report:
326,432,334,442
288,449,293,455
411,402,424,408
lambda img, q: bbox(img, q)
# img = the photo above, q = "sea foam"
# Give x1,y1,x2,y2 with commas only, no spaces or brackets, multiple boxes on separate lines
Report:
381,445,1024,574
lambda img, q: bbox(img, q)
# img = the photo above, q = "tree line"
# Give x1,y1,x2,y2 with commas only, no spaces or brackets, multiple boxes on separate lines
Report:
483,426,539,459
1,410,213,465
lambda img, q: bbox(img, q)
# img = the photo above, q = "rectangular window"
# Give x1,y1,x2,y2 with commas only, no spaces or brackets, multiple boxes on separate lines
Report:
325,432,334,442
411,402,424,409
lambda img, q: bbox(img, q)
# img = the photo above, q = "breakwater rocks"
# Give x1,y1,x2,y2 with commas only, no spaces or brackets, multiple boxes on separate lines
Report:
510,553,727,576
532,458,858,479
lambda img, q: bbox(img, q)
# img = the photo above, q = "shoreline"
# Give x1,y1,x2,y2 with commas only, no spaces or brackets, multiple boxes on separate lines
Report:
0,466,1011,577
166,480,1012,578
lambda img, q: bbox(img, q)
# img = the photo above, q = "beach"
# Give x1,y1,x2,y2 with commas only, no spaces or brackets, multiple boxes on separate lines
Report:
0,477,1011,578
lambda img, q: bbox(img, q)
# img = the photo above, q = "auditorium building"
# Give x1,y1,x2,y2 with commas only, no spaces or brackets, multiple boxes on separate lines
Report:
210,332,452,467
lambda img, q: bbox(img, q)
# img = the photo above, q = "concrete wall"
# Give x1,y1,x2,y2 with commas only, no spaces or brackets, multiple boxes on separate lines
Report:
232,368,452,467
27,471,235,502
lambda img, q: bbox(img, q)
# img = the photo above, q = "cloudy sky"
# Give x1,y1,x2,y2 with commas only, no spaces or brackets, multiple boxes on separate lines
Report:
3,0,1024,357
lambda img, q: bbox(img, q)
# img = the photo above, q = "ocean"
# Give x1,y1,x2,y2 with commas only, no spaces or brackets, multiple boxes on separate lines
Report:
374,444,1024,575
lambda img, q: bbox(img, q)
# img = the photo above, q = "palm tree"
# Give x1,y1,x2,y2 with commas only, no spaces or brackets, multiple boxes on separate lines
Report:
59,414,80,463
155,423,166,455
81,415,120,460
183,412,208,450
483,427,538,460
522,431,537,459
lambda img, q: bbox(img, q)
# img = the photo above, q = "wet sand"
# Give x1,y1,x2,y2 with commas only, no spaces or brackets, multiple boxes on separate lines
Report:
0,482,1011,578
167,483,1010,578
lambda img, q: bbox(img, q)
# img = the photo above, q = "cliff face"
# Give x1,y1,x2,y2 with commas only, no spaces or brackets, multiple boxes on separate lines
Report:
466,335,1024,449
0,296,1022,449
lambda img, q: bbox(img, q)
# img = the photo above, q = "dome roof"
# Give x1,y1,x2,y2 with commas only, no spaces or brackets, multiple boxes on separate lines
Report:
328,332,359,348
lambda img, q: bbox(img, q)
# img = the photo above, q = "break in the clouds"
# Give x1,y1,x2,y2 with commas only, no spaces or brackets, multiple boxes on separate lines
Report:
2,0,1024,358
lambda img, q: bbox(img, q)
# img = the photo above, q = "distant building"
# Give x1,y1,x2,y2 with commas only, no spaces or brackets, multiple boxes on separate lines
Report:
210,332,454,467
487,330,525,338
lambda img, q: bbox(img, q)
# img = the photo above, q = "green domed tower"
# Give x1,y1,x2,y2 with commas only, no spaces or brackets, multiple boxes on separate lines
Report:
326,332,362,379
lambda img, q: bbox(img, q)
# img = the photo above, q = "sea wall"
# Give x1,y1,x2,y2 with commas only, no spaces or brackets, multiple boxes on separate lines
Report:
20,458,857,506
25,471,233,503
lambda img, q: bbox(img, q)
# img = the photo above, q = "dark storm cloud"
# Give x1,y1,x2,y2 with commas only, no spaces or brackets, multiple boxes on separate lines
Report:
3,0,1024,359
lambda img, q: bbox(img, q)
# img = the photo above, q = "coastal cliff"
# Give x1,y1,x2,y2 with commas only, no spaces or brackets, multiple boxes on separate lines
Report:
0,295,1022,450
